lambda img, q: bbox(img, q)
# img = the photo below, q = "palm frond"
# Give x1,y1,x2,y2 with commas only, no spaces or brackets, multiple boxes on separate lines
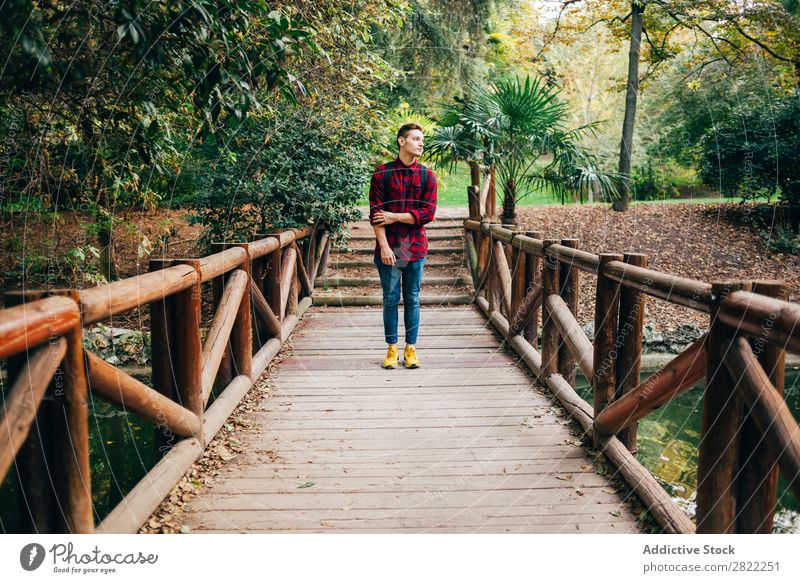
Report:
491,75,569,133
425,125,483,173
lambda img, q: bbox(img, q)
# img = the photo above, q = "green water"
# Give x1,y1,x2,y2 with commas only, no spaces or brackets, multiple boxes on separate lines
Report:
0,395,156,532
574,368,800,533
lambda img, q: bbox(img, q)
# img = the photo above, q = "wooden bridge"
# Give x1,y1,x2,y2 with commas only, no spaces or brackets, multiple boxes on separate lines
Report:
179,305,642,533
1,195,800,534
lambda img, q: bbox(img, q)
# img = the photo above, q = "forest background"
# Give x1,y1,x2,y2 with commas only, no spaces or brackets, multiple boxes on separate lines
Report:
2,0,799,287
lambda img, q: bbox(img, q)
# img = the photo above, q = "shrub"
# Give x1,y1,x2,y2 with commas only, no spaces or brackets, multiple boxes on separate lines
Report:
698,96,800,221
188,106,372,250
631,162,680,201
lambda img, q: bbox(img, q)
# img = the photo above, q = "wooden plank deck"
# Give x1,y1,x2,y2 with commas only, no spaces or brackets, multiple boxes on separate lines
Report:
181,305,643,533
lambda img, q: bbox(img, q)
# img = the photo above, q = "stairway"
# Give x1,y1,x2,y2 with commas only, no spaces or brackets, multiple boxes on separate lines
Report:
313,209,474,306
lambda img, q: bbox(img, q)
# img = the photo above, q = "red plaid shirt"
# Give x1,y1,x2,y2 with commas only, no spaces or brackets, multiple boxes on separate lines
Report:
368,157,438,262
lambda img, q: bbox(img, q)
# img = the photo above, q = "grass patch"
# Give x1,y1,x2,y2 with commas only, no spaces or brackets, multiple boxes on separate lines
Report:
358,162,740,208
358,164,565,207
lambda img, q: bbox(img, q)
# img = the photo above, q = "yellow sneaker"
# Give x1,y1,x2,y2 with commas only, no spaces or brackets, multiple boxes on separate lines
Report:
404,345,421,369
382,345,399,369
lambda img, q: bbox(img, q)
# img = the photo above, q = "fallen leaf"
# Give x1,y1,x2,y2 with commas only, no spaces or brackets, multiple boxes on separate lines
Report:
297,481,315,489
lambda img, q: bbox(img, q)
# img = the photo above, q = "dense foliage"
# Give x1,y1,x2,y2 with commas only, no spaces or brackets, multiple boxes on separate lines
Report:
427,75,617,223
188,107,374,249
698,96,800,209
4,0,800,286
0,0,408,283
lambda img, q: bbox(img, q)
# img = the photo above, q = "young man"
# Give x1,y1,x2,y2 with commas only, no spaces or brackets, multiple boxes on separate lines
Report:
369,123,438,369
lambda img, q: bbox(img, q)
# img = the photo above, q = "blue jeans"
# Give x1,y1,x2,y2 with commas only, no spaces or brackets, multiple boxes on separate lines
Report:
374,255,426,345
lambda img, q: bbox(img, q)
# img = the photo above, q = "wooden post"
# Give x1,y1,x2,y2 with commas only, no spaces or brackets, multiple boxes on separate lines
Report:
4,289,92,532
287,254,300,316
465,230,479,289
593,253,623,446
558,239,580,386
540,239,560,378
264,235,283,328
300,234,315,290
736,280,789,533
510,232,527,324
53,290,93,533
487,164,497,219
301,228,316,283
5,291,57,533
476,225,491,296
501,224,515,267
290,241,313,299
149,259,180,457
250,235,272,350
173,259,204,442
279,247,297,320
232,245,253,379
467,186,480,220
315,234,331,279
525,231,543,347
493,238,512,317
469,161,481,189
615,253,647,453
208,246,234,392
487,230,497,313
696,280,751,533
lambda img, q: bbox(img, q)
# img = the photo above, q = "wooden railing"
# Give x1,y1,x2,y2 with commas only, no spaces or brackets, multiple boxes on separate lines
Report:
0,225,331,533
464,214,800,534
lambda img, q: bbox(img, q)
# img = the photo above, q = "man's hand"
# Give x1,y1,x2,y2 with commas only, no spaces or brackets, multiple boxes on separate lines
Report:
372,210,397,226
379,245,396,266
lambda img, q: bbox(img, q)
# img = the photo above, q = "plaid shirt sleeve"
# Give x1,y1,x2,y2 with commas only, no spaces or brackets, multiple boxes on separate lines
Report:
368,164,385,225
369,166,386,224
409,169,437,226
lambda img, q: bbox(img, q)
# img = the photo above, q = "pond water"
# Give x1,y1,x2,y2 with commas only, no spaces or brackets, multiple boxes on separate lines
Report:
2,367,798,532
0,394,156,532
574,368,800,533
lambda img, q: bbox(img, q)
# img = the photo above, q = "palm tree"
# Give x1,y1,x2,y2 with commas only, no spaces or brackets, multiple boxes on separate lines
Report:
427,75,617,224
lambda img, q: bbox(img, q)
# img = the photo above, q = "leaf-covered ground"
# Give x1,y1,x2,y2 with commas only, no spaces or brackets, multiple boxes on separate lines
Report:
516,202,800,330
3,202,797,334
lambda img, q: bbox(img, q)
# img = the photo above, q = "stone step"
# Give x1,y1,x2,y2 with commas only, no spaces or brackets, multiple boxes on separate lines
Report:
348,234,462,242
312,294,473,307
315,276,471,288
326,260,465,268
349,223,464,231
339,246,463,255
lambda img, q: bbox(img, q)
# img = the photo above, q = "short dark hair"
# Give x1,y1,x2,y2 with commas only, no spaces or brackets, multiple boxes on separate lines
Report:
397,123,423,149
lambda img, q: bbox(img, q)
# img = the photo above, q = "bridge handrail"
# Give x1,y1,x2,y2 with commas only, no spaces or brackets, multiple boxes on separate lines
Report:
0,223,330,533
465,215,799,534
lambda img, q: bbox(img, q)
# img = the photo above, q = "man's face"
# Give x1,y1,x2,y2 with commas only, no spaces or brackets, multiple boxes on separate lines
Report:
399,129,424,157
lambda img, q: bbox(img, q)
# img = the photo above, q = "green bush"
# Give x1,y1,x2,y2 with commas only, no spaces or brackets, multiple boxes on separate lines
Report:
631,162,680,201
188,106,372,250
698,96,800,219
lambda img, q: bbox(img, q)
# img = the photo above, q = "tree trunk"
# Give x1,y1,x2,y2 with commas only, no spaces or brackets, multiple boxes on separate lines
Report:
502,179,517,225
613,2,644,212
469,161,481,189
97,226,117,282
